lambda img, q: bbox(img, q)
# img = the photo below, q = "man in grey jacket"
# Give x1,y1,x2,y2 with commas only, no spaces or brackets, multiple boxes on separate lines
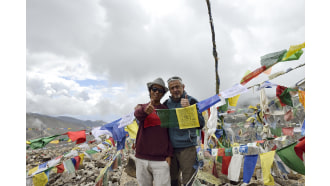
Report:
163,76,205,186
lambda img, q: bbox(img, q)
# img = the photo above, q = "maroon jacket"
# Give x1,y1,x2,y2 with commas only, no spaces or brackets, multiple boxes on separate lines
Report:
134,102,173,161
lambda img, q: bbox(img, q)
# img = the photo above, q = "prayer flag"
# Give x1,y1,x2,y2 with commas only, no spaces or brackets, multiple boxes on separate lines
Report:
91,126,112,139
220,83,249,98
124,120,138,139
156,109,179,128
276,142,305,174
73,156,81,170
218,98,228,113
50,140,59,144
221,156,232,175
101,118,122,133
212,160,219,178
118,111,135,128
260,49,287,68
228,154,243,182
66,130,86,144
143,111,161,128
63,159,75,173
197,94,221,113
228,94,240,107
79,154,84,165
298,90,305,109
282,42,305,61
176,104,200,129
241,66,267,85
301,120,305,136
117,136,126,151
32,172,48,186
294,137,305,161
112,122,127,141
281,49,304,62
260,150,276,185
270,127,282,137
28,166,39,176
29,135,60,149
282,127,294,136
243,154,258,183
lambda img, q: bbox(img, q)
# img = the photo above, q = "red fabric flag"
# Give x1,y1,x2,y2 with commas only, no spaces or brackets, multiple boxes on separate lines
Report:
95,177,103,186
201,130,205,144
282,127,294,136
88,140,95,144
65,130,86,144
56,163,65,173
221,156,232,175
143,111,161,128
109,137,115,147
212,160,219,178
294,137,305,161
241,66,267,85
276,85,287,106
218,148,225,156
73,156,81,170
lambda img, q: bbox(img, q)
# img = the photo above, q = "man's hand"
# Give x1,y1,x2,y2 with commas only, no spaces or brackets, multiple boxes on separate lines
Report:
180,95,190,108
144,99,155,114
165,156,171,166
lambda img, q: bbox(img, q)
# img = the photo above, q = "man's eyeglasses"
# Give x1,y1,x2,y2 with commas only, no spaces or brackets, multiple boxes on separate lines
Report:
167,76,182,83
151,87,165,93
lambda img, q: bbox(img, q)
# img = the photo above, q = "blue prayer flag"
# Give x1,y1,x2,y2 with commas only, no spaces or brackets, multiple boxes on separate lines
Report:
243,154,258,183
301,120,305,136
100,118,122,133
117,136,126,151
197,94,221,113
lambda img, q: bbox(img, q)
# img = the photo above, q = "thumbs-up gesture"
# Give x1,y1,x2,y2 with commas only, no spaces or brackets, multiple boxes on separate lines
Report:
144,99,155,115
180,95,190,108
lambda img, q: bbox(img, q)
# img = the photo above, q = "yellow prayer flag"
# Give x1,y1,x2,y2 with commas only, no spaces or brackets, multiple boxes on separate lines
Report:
28,166,39,176
125,120,138,139
282,42,305,60
260,150,276,185
26,141,31,144
105,139,113,146
32,172,48,186
228,94,240,107
298,90,305,109
176,104,200,129
68,128,71,130
28,128,32,131
50,140,59,144
248,105,257,110
67,139,71,142
79,153,85,165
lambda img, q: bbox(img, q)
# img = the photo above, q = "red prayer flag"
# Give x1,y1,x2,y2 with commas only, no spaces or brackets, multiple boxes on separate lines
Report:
212,160,219,178
144,111,161,128
294,138,305,161
109,137,115,147
282,127,294,136
221,156,232,175
65,130,86,144
241,66,267,85
56,163,65,173
276,85,287,106
218,148,225,156
73,156,81,170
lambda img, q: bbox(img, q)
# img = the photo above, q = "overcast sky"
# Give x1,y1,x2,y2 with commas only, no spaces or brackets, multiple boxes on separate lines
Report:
26,0,305,122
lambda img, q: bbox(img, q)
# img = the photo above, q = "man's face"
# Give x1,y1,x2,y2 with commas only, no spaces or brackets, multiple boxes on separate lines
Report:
168,80,184,99
149,84,165,101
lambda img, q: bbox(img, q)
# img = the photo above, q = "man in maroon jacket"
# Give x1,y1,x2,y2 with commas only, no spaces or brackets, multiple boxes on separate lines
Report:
134,77,173,186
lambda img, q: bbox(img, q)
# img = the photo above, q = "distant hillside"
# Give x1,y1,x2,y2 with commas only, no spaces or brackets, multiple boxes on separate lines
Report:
26,113,106,140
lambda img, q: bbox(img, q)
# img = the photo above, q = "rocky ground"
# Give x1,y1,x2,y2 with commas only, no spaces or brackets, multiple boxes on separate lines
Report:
26,143,304,186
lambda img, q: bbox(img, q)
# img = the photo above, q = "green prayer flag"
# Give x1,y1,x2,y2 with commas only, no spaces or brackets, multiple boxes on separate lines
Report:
85,149,98,155
279,88,296,107
280,50,304,62
156,109,179,128
218,99,229,113
216,156,223,163
63,159,75,173
276,142,305,175
29,135,60,149
225,148,232,156
270,127,282,137
260,49,287,68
